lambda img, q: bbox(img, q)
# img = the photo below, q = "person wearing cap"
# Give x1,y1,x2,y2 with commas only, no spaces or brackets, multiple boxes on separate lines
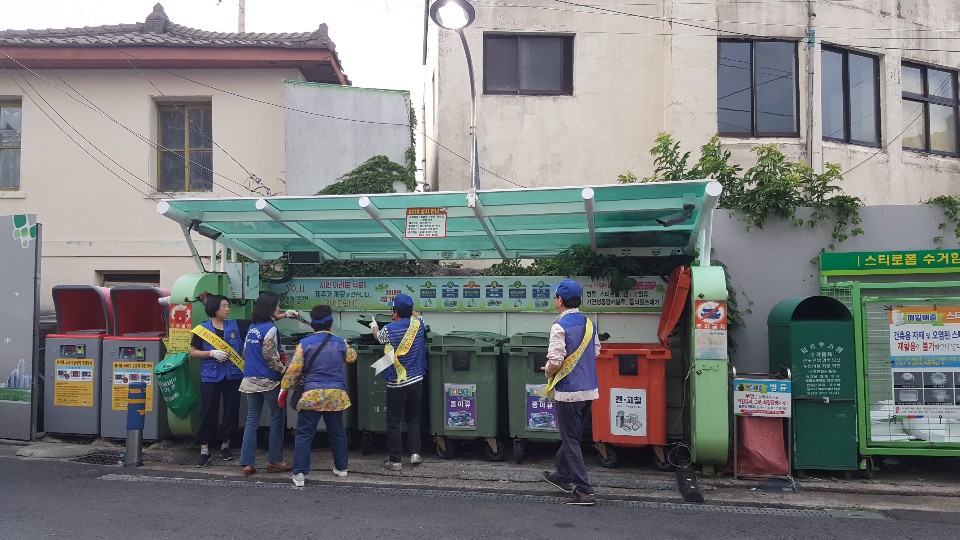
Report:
540,279,601,506
368,293,427,471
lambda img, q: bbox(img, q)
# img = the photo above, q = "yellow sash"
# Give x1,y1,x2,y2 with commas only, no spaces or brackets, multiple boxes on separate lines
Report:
192,324,244,372
543,318,594,401
383,317,421,384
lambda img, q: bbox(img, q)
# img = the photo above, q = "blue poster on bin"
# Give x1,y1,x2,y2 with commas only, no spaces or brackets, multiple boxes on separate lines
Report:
444,383,477,430
525,384,559,432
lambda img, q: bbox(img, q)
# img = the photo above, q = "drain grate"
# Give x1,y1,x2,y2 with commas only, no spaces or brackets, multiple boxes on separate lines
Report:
73,452,122,466
99,474,885,519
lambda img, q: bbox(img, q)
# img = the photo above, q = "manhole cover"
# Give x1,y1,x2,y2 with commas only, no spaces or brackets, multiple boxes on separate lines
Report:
72,452,122,466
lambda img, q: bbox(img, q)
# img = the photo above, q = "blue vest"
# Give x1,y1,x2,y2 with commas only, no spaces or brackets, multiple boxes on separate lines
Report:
300,332,348,392
555,312,599,393
380,317,426,386
198,319,244,383
243,321,282,381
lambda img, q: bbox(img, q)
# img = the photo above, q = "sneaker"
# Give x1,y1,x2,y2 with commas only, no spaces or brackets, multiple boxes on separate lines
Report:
409,453,423,465
541,471,573,493
382,459,402,472
292,473,305,487
219,447,234,461
562,489,596,506
332,468,348,477
196,453,212,468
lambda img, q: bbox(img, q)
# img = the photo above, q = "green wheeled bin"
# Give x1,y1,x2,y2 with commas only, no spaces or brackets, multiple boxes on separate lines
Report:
428,331,507,461
354,339,388,455
505,332,558,464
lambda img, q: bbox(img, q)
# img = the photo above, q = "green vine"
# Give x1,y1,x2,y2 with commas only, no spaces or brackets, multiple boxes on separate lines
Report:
924,195,960,247
314,155,415,196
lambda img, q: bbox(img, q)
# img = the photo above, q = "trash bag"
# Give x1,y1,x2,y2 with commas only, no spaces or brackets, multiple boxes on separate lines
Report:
155,352,199,419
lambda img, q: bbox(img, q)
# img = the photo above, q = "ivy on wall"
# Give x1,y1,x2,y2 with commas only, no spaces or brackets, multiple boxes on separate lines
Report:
924,195,960,247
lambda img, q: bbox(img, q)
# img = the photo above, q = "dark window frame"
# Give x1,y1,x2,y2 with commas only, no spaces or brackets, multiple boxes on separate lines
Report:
156,102,213,192
482,33,574,96
717,38,800,138
901,62,960,157
0,100,23,191
821,46,881,148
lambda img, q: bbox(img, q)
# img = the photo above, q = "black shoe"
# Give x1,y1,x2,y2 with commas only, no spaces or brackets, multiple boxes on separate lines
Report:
219,447,234,461
562,489,596,506
196,453,212,468
542,471,573,493
382,459,402,472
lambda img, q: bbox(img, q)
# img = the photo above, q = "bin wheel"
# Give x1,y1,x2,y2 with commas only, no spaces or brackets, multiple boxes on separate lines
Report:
484,439,506,462
435,440,457,460
514,439,525,464
842,470,853,481
360,432,373,456
860,457,875,480
598,444,618,469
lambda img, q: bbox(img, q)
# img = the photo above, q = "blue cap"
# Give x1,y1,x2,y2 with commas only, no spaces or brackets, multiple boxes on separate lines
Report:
387,293,415,311
552,279,583,300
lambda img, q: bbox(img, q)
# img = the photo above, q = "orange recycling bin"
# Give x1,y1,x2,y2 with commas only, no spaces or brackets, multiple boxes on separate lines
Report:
592,266,691,468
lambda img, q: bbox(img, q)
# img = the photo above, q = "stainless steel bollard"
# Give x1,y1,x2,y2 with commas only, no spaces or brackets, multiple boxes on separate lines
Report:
124,382,146,467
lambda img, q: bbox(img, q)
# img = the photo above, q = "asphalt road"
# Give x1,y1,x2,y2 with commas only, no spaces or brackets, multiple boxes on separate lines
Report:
2,456,960,539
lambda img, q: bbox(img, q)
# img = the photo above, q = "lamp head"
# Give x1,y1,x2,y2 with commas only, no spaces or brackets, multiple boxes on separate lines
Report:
430,0,476,31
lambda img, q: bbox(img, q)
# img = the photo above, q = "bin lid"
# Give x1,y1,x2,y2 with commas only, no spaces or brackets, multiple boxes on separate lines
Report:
52,285,114,335
156,352,190,374
657,266,692,346
768,296,852,326
109,286,170,336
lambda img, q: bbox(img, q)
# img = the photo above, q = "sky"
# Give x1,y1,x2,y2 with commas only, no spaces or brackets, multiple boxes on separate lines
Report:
1,0,427,95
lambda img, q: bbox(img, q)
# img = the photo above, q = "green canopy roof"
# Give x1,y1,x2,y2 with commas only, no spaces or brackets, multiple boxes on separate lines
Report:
156,181,722,262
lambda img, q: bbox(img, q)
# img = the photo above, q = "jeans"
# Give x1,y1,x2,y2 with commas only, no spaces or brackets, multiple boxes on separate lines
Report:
239,387,284,466
554,400,593,494
386,382,422,462
195,378,242,447
293,409,348,475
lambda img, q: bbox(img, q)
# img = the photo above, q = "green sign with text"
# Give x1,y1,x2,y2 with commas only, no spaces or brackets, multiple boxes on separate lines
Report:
821,250,960,275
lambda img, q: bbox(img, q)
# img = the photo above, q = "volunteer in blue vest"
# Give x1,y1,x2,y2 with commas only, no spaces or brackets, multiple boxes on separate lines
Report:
368,293,426,471
189,295,247,467
279,304,357,487
540,279,601,506
238,291,299,477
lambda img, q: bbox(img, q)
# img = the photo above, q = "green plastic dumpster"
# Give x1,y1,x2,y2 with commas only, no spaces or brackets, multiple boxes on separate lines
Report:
155,352,198,419
505,332,557,464
768,296,857,476
354,339,388,454
428,331,507,461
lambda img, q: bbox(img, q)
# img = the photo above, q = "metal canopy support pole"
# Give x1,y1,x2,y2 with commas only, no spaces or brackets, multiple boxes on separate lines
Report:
687,181,723,265
358,196,426,259
582,187,598,252
211,239,217,269
180,224,206,273
255,199,343,260
470,195,509,259
157,201,205,273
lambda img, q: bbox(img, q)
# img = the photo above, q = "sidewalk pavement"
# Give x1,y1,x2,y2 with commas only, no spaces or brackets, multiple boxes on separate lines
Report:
6,435,960,514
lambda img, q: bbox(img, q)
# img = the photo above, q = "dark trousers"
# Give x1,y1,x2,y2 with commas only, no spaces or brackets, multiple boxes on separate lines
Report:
386,381,423,462
196,378,242,447
554,400,593,494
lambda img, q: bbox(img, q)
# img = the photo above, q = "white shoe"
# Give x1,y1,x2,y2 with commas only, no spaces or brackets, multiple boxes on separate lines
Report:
292,473,305,487
409,454,423,465
332,468,347,477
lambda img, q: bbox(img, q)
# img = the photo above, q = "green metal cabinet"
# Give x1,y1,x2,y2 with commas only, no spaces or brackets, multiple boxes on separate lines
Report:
769,296,857,472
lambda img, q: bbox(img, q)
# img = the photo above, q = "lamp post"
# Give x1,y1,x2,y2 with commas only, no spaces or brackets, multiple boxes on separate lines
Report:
429,0,480,191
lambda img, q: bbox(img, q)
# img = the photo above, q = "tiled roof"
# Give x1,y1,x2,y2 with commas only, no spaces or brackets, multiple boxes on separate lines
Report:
0,3,337,51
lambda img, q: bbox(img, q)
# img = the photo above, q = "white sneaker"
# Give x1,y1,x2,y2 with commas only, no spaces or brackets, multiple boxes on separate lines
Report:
332,468,347,477
409,454,423,465
292,473,305,487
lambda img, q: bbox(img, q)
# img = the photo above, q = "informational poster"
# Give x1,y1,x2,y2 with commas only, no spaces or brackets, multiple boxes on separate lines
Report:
694,300,728,359
890,306,960,417
525,384,558,432
610,388,647,437
404,208,447,238
272,276,667,313
53,358,95,407
795,341,845,397
734,379,792,417
111,362,155,412
443,383,477,430
167,303,194,354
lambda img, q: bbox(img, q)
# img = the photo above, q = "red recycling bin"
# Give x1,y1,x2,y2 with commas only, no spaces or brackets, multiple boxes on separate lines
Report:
592,266,691,468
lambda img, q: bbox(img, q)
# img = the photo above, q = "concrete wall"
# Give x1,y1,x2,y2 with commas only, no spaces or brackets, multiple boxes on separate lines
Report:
284,82,412,195
425,0,960,202
0,67,301,309
714,204,960,373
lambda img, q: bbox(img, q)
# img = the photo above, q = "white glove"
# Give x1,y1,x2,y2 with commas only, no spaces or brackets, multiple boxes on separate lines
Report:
209,350,228,362
369,319,379,333
285,310,300,319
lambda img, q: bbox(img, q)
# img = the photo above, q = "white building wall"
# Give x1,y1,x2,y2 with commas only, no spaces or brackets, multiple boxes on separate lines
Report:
425,0,960,202
0,67,302,309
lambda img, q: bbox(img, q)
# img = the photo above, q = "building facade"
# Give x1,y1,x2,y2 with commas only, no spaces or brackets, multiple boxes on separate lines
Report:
424,0,960,203
0,4,348,309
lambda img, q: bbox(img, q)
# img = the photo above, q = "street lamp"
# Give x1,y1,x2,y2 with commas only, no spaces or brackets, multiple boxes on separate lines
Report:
429,0,480,191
